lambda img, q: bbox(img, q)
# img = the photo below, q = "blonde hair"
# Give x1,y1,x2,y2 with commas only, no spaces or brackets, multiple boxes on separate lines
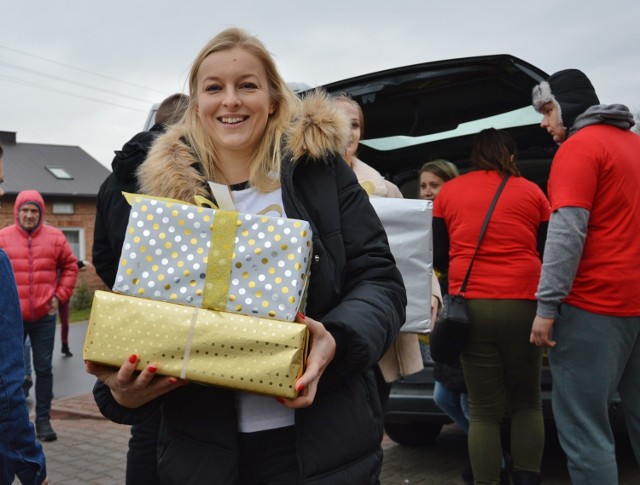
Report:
183,27,299,192
333,94,365,137
419,159,459,182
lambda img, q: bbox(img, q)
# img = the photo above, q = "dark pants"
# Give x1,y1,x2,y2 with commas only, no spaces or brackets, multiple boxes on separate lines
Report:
127,408,162,485
23,314,57,421
238,426,300,485
58,302,70,345
461,299,544,483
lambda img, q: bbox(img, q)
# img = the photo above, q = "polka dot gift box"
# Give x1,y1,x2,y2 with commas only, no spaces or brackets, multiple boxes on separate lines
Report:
84,291,307,398
113,194,313,322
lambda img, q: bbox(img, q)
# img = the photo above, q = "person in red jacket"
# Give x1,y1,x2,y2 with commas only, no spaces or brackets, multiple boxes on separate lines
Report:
0,189,78,442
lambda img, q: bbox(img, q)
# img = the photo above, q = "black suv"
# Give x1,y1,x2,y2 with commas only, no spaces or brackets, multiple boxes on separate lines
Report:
304,54,626,445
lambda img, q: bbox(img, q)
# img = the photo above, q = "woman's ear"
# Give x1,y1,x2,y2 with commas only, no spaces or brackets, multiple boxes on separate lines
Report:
269,102,277,115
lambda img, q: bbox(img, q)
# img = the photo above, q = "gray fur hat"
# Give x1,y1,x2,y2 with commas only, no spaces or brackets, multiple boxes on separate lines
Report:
532,69,600,130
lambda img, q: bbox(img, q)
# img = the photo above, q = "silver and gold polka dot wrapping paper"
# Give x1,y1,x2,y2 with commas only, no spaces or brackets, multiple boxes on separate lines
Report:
84,291,308,398
112,195,313,322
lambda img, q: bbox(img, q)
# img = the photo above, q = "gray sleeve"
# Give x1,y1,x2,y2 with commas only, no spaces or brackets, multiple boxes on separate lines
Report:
536,206,589,318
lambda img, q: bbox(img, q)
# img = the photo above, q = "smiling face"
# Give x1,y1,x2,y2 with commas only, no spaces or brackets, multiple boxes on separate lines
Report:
540,101,567,144
336,99,362,165
195,47,275,166
419,171,446,201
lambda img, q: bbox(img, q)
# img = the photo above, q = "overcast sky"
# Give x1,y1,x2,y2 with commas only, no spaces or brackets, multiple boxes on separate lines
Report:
2,0,639,169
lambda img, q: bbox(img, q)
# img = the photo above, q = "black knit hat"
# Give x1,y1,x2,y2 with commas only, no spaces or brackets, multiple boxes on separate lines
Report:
532,69,600,130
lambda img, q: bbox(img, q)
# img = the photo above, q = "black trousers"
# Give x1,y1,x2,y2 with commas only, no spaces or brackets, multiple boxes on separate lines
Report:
127,408,162,485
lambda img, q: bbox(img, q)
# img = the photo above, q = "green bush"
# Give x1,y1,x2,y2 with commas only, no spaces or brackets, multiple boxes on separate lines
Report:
71,280,94,310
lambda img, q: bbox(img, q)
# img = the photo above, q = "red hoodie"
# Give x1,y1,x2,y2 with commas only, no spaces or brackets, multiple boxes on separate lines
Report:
0,190,78,322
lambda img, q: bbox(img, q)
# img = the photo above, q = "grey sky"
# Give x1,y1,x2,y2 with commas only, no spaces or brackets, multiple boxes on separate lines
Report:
1,0,638,169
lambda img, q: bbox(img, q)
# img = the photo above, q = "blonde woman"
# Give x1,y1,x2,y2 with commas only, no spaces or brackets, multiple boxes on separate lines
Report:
87,28,405,484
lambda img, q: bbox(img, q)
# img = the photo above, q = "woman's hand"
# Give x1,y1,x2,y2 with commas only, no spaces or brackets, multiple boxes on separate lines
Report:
276,313,336,409
85,354,187,408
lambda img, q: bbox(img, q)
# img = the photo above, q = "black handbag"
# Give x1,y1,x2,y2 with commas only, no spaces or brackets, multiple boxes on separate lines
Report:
430,175,510,365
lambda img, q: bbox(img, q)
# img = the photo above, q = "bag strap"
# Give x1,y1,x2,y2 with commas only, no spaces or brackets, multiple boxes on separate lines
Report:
459,174,510,295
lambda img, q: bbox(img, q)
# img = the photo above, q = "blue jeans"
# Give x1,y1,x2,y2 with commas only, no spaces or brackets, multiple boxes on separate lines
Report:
0,250,47,483
23,314,57,421
550,304,640,484
434,380,470,434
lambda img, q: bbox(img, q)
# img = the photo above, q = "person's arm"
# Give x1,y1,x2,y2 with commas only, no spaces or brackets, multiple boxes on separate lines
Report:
55,237,79,305
535,207,588,318
531,207,588,347
0,252,48,484
432,216,450,272
311,160,407,380
93,184,119,288
536,221,549,261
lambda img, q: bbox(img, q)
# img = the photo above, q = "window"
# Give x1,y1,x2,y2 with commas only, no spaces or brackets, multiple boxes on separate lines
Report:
53,202,74,215
61,228,85,260
46,167,73,180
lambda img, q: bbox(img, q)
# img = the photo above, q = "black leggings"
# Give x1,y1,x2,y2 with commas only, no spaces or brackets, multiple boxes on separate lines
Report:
238,426,300,485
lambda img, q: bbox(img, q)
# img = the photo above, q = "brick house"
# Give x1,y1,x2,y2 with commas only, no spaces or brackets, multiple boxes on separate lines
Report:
0,130,112,297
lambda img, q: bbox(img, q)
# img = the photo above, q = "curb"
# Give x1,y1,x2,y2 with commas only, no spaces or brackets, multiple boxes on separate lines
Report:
49,392,105,420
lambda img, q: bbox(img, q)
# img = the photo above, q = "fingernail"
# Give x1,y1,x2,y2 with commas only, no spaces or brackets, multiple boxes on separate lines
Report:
275,397,285,405
128,354,138,364
148,364,158,373
168,377,178,384
296,383,304,392
296,312,305,321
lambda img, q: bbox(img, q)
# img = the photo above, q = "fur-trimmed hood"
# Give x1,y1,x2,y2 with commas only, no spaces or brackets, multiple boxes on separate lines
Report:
137,90,350,202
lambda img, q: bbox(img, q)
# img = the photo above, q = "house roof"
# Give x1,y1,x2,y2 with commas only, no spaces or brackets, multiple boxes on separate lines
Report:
1,131,111,197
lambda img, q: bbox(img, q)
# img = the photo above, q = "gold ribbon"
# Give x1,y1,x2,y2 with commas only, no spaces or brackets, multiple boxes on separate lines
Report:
203,209,238,311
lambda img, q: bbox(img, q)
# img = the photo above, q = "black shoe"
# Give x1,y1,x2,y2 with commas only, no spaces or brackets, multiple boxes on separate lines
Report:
461,465,511,484
61,343,73,357
512,470,541,485
36,418,58,442
23,376,33,398
461,466,473,484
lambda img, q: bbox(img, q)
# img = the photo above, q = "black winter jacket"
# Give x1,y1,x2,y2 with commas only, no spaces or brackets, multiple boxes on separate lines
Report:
93,146,406,482
92,123,165,288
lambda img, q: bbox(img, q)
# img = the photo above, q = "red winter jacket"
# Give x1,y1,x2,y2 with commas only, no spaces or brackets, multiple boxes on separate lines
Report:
0,190,78,322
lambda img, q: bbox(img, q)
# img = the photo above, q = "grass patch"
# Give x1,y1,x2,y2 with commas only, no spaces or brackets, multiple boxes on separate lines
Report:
70,306,92,323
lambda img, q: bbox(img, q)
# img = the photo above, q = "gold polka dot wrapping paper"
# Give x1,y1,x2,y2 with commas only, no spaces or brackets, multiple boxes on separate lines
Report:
112,194,313,322
84,291,308,398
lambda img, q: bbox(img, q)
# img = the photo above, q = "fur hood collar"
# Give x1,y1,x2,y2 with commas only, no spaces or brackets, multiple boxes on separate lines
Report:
137,91,350,202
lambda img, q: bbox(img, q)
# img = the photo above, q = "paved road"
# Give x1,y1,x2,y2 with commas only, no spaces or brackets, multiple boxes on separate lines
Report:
26,321,97,401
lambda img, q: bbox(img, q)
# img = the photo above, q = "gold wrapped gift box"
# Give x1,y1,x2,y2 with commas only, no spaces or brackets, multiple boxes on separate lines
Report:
83,291,308,398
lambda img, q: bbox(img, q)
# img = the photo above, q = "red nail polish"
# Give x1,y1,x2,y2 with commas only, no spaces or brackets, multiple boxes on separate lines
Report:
296,312,305,321
148,365,158,373
275,397,285,405
168,377,177,384
128,354,138,364
296,383,304,392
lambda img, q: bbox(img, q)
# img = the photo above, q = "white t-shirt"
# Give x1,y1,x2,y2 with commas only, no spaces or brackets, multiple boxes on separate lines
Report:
229,184,296,433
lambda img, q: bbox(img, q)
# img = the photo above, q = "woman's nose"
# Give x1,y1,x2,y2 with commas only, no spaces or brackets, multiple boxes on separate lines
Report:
222,89,240,108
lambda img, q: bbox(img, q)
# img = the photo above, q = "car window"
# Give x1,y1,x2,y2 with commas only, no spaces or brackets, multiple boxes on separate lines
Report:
362,106,542,152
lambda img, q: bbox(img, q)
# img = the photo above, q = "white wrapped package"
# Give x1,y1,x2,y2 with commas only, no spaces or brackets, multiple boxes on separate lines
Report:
369,198,433,333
